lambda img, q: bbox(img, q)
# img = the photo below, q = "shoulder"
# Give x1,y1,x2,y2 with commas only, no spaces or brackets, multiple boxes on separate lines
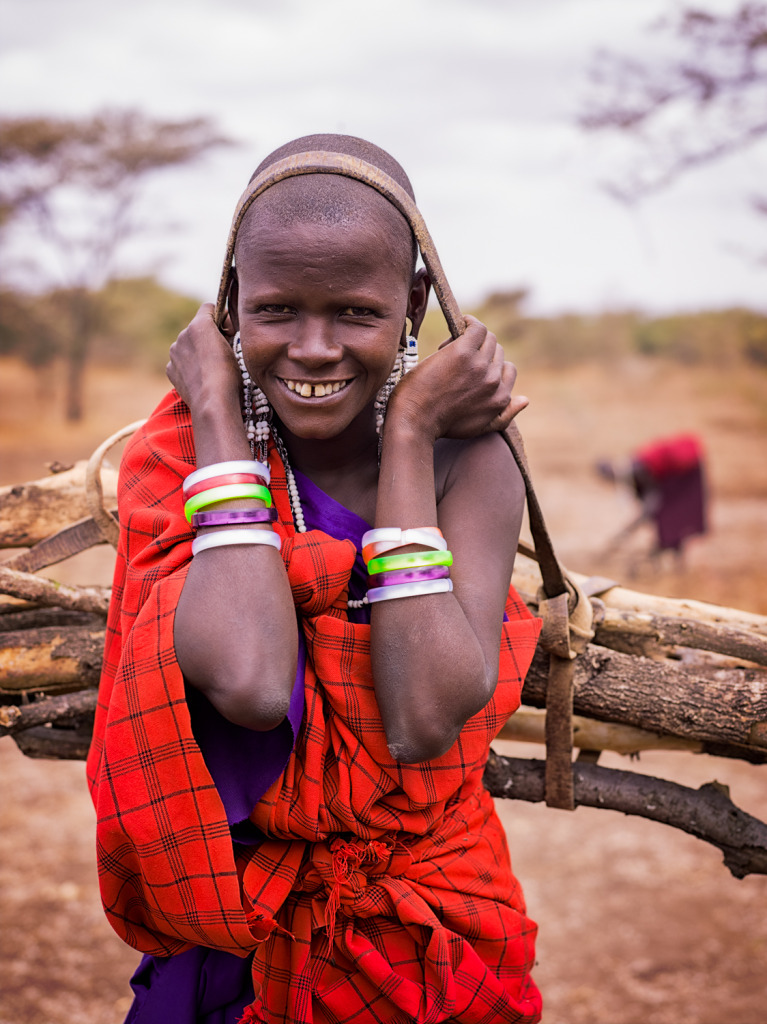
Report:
434,431,524,508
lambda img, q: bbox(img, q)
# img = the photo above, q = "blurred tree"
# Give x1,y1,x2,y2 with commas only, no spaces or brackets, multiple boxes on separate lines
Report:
579,3,767,202
0,110,230,419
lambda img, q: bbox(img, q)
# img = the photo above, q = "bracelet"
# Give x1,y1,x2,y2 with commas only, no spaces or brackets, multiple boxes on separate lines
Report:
191,528,281,555
367,578,453,604
369,565,451,587
185,472,269,499
184,483,272,522
192,507,278,529
184,459,270,493
362,526,446,564
366,549,453,577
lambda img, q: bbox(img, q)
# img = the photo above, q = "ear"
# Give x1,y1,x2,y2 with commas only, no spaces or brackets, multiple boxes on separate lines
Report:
406,268,431,338
225,268,239,338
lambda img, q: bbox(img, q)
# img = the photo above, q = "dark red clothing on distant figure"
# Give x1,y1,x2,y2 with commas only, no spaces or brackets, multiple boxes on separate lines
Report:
87,391,543,1023
633,434,707,551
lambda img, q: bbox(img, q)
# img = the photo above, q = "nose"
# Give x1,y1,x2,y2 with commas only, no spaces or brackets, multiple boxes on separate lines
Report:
287,316,343,367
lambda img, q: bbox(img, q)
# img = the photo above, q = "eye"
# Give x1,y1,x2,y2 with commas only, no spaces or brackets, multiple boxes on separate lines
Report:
257,304,294,315
340,306,375,318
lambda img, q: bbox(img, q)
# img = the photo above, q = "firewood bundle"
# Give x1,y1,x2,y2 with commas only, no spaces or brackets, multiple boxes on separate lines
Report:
2,442,766,877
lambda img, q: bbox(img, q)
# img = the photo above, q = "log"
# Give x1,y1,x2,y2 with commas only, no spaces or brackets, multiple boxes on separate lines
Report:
522,646,767,755
483,751,767,879
513,558,767,636
12,722,94,760
0,625,104,693
499,706,767,764
0,607,104,632
0,689,98,734
0,565,110,615
0,461,118,548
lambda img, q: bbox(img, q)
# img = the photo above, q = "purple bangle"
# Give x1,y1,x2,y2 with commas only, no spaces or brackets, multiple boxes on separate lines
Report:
191,507,278,529
368,565,451,587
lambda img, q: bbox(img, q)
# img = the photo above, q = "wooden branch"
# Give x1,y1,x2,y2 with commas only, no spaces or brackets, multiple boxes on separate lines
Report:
0,625,104,693
513,558,767,636
522,646,767,756
0,460,118,548
483,752,767,879
0,607,103,632
0,565,110,615
12,722,94,761
499,706,767,764
0,689,98,734
594,607,767,666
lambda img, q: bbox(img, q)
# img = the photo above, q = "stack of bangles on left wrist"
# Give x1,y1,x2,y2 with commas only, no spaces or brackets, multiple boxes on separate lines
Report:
360,527,453,604
183,460,282,555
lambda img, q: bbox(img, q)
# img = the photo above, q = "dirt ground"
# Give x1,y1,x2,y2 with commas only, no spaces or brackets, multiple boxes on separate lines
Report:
1,353,766,1024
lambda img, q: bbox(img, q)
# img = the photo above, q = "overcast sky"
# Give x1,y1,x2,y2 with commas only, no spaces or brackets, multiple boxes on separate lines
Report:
2,0,765,314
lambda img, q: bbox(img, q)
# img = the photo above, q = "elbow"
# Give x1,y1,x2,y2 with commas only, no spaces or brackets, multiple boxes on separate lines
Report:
384,673,495,764
202,673,293,732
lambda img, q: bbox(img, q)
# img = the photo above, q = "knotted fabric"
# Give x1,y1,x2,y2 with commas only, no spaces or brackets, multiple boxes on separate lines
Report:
87,390,543,1023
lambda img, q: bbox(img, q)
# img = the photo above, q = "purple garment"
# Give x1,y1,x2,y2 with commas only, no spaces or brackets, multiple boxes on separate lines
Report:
125,470,371,1024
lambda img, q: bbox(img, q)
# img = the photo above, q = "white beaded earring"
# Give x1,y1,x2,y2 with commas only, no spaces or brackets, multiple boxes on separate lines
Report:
234,333,270,464
374,334,419,437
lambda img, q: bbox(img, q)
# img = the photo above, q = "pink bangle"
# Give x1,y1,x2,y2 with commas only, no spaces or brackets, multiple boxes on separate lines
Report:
185,472,269,499
369,565,451,587
361,526,445,564
184,459,270,494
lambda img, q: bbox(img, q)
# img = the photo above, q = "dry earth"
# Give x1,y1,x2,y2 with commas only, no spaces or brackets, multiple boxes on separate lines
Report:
1,353,766,1024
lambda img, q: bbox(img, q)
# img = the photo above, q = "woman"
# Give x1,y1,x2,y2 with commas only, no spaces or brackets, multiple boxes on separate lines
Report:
88,133,543,1024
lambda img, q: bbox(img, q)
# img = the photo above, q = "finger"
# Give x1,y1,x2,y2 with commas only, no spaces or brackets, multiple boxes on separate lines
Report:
487,394,529,434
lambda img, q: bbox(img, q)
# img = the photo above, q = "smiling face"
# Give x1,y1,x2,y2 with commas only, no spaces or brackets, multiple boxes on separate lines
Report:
231,196,425,446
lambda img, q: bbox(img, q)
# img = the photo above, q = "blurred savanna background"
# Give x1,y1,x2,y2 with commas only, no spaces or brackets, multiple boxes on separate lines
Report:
1,1,766,1023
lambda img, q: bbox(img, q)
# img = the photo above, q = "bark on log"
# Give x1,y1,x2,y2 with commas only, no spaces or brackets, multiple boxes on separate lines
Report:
0,689,98,734
0,565,110,615
12,722,94,760
0,625,104,693
513,559,767,636
0,461,118,548
484,751,767,879
522,646,767,756
0,607,103,632
594,608,767,666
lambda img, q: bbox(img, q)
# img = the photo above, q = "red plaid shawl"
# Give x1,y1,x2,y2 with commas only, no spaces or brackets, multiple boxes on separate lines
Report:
87,391,543,1024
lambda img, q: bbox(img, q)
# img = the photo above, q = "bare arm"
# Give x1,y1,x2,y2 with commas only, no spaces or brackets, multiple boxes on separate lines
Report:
168,305,298,731
371,318,527,762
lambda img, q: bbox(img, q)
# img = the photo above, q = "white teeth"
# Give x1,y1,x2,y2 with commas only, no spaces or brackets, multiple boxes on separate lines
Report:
284,379,348,397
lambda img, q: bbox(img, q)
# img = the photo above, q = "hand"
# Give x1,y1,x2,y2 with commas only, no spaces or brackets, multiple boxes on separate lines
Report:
166,304,241,412
387,316,528,441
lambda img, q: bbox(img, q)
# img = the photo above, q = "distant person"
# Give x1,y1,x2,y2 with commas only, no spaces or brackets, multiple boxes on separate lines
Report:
598,433,707,559
86,134,543,1023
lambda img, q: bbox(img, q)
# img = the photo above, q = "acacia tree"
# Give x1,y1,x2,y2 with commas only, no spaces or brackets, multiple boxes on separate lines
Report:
579,3,767,203
0,110,230,420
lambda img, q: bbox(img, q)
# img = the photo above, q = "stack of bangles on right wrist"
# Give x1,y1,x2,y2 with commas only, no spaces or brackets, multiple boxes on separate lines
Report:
360,527,453,604
183,460,282,555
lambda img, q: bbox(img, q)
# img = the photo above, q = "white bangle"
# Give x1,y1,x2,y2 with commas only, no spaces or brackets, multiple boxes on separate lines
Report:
184,459,270,493
191,528,281,556
361,527,446,562
366,578,453,604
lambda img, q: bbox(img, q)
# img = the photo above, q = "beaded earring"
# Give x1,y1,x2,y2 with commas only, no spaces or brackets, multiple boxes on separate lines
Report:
374,334,418,437
233,333,270,464
234,332,307,533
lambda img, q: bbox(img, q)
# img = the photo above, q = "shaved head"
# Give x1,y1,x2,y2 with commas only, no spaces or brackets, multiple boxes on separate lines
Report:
234,134,418,280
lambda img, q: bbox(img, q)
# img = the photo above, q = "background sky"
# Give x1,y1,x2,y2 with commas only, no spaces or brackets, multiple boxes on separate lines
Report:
2,0,765,315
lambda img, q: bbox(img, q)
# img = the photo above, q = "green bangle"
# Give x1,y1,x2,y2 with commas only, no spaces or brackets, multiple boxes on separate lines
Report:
184,483,272,521
366,549,453,576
